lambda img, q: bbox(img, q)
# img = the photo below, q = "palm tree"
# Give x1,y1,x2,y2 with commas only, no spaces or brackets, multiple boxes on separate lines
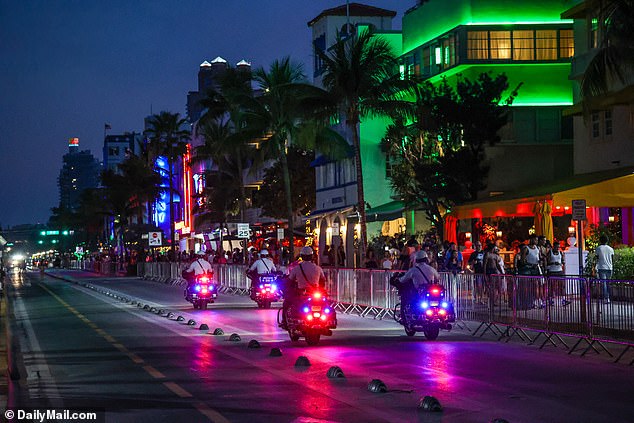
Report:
581,0,634,106
245,57,346,260
145,111,190,256
317,29,410,263
196,67,255,223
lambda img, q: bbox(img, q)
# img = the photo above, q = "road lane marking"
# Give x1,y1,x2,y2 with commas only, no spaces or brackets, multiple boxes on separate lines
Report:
13,292,64,408
163,381,192,397
142,365,166,379
194,401,232,423
70,283,399,422
39,280,220,422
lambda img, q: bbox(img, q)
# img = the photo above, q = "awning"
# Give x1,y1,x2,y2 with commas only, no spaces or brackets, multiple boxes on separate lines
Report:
449,168,634,220
366,200,405,222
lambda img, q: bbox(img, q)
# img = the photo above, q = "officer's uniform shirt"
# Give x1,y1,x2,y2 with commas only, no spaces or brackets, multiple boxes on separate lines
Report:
249,257,276,274
186,258,213,275
288,261,326,289
399,262,440,290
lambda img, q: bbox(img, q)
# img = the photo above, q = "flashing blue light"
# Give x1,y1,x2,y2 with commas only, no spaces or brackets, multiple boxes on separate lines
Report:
442,302,448,309
324,307,331,314
259,284,264,289
421,302,429,309
271,284,277,291
210,285,215,291
303,306,310,313
194,285,201,292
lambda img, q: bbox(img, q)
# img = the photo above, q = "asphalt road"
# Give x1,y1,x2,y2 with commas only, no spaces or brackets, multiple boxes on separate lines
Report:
3,269,634,423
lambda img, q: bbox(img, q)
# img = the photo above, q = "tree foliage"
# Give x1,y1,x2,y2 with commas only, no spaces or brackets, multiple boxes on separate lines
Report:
384,73,519,234
253,147,315,219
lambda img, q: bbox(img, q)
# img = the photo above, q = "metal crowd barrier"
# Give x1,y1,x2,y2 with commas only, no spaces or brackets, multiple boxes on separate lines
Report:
103,262,634,361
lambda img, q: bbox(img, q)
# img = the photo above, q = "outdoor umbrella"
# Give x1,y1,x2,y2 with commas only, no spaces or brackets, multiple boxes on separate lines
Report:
533,200,554,243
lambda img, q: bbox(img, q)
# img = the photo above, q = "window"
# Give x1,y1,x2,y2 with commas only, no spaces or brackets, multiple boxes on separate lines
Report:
590,18,599,48
591,112,600,138
605,110,613,136
513,30,534,60
559,29,574,58
467,31,489,59
536,30,557,60
108,147,120,156
489,31,511,59
385,153,393,178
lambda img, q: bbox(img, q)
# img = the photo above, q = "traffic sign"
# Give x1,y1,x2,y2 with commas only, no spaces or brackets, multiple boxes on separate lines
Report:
572,199,587,221
237,223,250,239
148,231,162,246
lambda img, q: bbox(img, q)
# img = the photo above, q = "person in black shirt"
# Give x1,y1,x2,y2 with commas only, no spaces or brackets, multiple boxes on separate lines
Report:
468,241,486,304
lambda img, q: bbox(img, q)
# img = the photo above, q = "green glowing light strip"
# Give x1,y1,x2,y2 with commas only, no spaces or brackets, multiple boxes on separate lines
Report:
466,20,573,25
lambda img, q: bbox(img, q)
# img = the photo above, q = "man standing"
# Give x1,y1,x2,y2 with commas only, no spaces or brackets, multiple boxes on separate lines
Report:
595,235,614,304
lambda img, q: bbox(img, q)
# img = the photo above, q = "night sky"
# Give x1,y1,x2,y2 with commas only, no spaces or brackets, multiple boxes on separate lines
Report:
0,1,411,228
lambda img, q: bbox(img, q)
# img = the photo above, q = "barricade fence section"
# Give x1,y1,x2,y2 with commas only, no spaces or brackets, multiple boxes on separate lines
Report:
91,263,634,347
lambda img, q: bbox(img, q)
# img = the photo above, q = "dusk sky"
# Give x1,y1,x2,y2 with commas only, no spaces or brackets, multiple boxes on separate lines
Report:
0,1,411,228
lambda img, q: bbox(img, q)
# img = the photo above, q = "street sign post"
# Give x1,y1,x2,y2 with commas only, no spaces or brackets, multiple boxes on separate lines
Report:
148,232,162,247
572,199,586,277
237,223,250,239
277,228,284,240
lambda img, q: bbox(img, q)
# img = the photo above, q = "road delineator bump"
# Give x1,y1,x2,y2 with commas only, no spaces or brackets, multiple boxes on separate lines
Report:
187,319,196,326
229,333,241,342
247,340,261,349
418,396,442,412
213,328,224,335
269,347,282,357
199,324,209,330
327,366,345,378
177,316,185,322
368,379,387,393
294,356,311,367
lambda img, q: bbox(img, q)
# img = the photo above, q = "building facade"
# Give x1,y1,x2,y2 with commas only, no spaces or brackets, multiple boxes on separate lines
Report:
58,138,101,212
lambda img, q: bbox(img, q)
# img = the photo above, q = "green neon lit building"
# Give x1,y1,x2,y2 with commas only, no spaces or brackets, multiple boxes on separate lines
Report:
399,0,576,200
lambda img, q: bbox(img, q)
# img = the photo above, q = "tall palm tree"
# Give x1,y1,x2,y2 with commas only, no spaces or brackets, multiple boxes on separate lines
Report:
317,29,410,263
245,57,346,260
145,111,190,255
196,67,255,223
581,0,634,105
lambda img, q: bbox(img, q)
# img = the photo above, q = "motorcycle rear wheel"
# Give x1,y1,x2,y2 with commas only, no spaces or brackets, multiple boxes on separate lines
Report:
305,332,321,346
289,332,300,342
405,327,416,337
262,300,271,309
423,326,440,340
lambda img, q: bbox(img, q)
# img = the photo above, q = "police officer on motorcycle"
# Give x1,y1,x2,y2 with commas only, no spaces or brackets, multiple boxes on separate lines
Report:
247,249,276,298
281,246,326,328
184,251,213,289
396,250,440,320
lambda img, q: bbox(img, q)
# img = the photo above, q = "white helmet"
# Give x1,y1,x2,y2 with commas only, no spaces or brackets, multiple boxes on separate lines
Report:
260,249,269,256
300,246,314,256
415,250,427,262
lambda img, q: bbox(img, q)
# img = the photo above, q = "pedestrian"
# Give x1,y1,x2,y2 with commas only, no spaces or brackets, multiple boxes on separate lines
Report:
381,252,394,270
468,241,486,303
595,234,614,304
337,244,346,267
364,249,378,269
322,245,331,267
547,241,570,306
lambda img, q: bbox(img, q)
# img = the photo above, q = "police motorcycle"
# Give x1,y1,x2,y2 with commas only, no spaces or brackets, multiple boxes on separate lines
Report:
249,271,283,309
278,286,337,346
389,273,455,340
183,271,218,309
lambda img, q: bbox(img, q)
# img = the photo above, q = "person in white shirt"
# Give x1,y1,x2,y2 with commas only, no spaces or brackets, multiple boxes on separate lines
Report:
247,249,277,298
381,253,393,270
595,234,614,304
184,251,213,288
281,246,326,328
